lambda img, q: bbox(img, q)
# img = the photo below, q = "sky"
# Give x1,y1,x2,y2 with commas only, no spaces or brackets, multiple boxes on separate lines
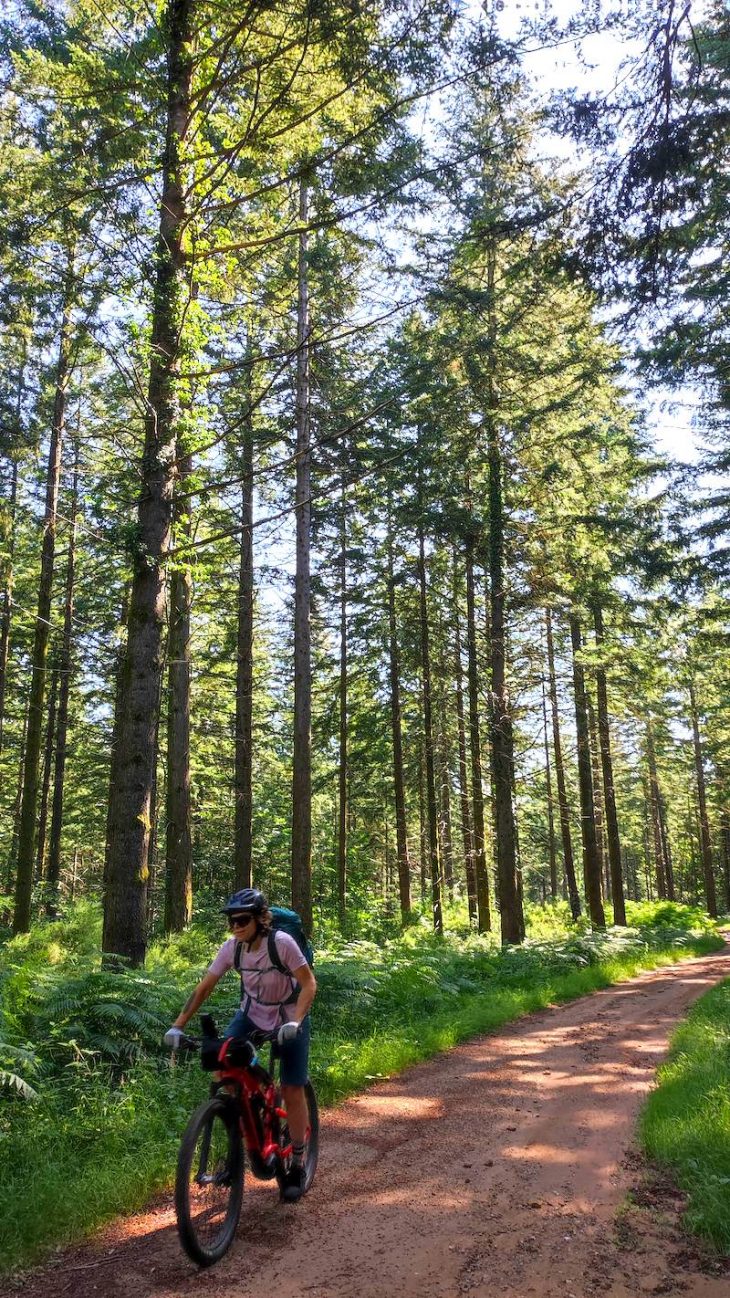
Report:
648,396,705,465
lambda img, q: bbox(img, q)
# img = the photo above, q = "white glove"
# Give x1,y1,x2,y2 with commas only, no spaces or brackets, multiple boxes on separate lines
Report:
164,1026,185,1049
277,1021,300,1046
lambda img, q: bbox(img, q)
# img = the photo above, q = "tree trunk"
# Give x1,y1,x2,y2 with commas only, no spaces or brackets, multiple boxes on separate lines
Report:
593,605,626,924
386,510,411,919
621,847,631,901
103,588,130,896
337,471,347,925
569,614,606,929
646,719,668,900
452,555,476,920
586,695,607,898
717,766,730,913
643,807,654,901
720,807,730,914
382,796,392,906
291,176,312,932
630,847,640,902
13,269,74,933
510,755,525,933
46,443,80,910
545,608,581,919
657,789,676,901
5,703,28,892
687,786,701,902
436,631,454,903
688,676,717,918
418,737,427,901
103,0,195,964
147,695,162,927
417,514,442,934
541,670,558,901
35,662,58,882
233,410,254,889
465,539,491,931
0,454,19,774
487,414,523,945
164,444,193,934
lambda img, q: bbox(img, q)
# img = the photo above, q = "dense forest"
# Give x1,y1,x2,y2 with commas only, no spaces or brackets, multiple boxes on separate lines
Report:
1,0,728,962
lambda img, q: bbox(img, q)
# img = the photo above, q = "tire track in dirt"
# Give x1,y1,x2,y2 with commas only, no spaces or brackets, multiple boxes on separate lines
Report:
7,943,730,1298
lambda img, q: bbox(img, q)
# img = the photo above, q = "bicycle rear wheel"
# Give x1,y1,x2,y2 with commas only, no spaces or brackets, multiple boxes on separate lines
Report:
175,1094,244,1266
275,1081,320,1194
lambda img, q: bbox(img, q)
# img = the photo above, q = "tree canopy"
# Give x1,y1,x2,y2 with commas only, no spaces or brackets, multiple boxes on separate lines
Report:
0,0,727,959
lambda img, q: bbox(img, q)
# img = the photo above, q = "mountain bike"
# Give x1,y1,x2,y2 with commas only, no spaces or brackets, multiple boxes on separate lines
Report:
174,1014,319,1267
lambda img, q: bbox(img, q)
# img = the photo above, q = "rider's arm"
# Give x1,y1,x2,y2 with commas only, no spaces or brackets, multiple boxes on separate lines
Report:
172,969,223,1031
291,962,317,1022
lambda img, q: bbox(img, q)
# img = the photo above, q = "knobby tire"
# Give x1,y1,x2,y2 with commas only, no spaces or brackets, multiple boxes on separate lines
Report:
175,1094,244,1266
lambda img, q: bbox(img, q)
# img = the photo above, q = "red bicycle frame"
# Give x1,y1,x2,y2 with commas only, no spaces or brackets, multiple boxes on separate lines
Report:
212,1037,293,1169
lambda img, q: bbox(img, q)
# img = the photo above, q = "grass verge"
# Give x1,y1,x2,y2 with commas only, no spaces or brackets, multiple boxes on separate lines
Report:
640,976,730,1255
314,935,723,1102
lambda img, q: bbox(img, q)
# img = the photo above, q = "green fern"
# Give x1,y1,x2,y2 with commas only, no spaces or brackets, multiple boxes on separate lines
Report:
0,1069,38,1101
0,1039,39,1101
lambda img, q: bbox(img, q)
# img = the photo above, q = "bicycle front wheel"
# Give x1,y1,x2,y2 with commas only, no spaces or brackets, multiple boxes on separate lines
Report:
175,1095,244,1266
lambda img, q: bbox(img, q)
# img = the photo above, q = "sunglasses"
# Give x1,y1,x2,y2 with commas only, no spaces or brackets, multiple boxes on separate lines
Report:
228,913,255,928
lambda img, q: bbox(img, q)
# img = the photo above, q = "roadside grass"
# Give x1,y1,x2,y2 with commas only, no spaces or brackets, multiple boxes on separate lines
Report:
0,899,723,1274
640,977,730,1255
313,916,723,1102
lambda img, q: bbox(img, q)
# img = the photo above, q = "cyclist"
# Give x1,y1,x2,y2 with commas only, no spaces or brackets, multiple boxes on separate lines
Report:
165,888,317,1202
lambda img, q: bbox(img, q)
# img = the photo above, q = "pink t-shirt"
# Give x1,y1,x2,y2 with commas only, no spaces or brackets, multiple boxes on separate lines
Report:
208,931,307,1032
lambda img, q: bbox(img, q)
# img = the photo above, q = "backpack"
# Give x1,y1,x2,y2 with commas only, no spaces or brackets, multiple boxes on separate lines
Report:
267,906,314,971
233,906,313,1010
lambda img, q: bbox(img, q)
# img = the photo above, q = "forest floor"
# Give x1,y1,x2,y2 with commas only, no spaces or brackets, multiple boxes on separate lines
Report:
5,941,730,1298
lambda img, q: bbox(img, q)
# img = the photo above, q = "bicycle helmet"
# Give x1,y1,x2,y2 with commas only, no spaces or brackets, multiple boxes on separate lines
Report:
221,887,267,916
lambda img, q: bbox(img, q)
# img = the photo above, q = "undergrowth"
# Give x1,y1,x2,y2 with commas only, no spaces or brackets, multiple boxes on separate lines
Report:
0,898,722,1273
640,977,730,1255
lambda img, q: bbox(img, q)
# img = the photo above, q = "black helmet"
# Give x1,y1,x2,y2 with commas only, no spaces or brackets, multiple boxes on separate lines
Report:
221,887,267,916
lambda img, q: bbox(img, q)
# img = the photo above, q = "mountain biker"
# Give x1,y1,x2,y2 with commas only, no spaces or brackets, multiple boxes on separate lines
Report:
164,888,317,1203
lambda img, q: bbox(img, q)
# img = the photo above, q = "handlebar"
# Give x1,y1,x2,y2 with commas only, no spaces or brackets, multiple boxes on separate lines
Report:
167,1013,280,1067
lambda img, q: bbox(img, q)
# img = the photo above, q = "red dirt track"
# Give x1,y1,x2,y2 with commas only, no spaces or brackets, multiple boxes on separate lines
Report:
7,944,730,1298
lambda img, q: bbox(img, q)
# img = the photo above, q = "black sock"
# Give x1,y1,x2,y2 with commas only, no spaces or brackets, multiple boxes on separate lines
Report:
292,1142,306,1167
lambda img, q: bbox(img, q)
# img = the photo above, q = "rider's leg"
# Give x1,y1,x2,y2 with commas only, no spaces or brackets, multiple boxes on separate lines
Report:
278,1020,311,1201
279,1015,311,1146
280,1083,307,1145
217,1009,256,1086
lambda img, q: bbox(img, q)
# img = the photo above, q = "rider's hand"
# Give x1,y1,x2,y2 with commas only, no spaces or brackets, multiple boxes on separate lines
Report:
277,1021,300,1046
164,1026,185,1049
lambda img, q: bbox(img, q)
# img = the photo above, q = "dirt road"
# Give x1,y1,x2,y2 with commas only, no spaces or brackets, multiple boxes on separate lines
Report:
9,945,730,1298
